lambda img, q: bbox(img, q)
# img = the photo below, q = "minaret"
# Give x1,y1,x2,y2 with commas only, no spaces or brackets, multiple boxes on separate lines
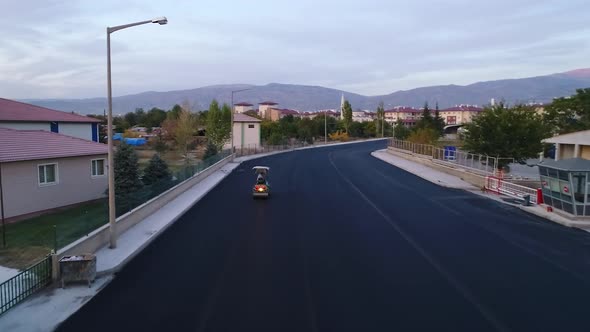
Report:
340,93,344,120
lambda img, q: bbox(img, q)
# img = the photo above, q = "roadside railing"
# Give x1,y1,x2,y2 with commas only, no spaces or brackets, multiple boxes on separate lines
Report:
116,149,232,217
389,139,502,176
234,142,312,157
486,176,540,204
0,255,52,316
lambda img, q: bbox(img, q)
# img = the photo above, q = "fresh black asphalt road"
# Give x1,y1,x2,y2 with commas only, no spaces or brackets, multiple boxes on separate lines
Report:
56,141,590,332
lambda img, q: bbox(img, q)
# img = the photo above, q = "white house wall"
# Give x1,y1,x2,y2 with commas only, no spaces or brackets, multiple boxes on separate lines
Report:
0,122,50,131
0,155,108,219
232,122,261,149
59,123,93,141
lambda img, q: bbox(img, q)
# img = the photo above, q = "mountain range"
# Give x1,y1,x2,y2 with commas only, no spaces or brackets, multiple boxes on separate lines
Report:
21,69,590,115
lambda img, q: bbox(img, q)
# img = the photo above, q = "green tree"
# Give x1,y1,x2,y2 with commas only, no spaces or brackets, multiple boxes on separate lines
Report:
376,101,385,137
297,118,314,143
433,102,445,136
113,142,144,215
142,154,172,186
113,116,130,133
348,121,364,138
205,99,232,151
393,121,411,140
168,104,183,120
342,100,353,133
175,103,196,158
364,121,377,137
407,127,439,144
203,141,218,159
114,142,143,194
463,103,551,168
415,102,434,131
144,107,167,128
544,88,590,135
279,115,298,138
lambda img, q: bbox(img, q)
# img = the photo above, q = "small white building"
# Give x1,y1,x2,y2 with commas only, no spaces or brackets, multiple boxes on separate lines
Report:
543,130,590,161
226,113,261,150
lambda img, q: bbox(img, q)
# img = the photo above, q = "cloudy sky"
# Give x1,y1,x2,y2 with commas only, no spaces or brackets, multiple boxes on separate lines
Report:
1,0,589,99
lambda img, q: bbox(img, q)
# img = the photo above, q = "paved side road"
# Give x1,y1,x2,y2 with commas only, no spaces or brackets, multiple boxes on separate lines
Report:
55,140,590,332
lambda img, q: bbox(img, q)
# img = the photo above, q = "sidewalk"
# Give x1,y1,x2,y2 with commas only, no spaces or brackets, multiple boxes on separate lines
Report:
373,149,590,232
371,149,477,190
0,161,240,332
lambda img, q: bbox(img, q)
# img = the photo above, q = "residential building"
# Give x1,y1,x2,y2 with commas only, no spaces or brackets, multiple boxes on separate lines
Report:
315,109,340,119
268,108,300,121
0,128,108,222
258,101,278,119
0,98,102,142
439,105,484,125
542,130,590,161
227,113,261,150
384,107,421,127
234,102,253,114
352,110,375,122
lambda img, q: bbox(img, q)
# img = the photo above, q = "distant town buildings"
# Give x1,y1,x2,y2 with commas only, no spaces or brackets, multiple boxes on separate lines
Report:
233,98,490,127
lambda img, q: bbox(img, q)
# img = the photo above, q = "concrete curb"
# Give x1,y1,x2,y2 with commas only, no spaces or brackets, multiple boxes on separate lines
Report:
371,150,477,190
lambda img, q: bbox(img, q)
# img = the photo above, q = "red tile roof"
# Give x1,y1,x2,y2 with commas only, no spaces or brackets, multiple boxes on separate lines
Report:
0,98,100,123
259,101,278,105
0,128,107,163
234,102,253,106
234,113,261,123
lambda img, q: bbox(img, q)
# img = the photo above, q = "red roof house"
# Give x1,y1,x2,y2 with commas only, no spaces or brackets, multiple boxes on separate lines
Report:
0,127,108,222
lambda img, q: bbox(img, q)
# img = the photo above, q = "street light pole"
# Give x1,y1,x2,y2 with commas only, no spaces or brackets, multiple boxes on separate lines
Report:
106,17,167,249
230,88,251,156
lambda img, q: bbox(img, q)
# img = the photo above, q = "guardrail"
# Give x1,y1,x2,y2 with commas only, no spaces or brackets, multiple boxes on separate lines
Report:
0,255,52,316
486,176,540,204
388,139,503,176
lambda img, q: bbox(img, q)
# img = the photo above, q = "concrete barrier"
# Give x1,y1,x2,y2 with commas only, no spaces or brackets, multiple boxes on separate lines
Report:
56,153,234,260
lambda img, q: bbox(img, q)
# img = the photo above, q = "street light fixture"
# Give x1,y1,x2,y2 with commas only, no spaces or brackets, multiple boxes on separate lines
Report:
106,17,167,249
230,88,252,157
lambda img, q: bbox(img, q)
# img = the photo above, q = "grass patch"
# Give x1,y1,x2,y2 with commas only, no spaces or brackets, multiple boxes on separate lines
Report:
0,201,107,269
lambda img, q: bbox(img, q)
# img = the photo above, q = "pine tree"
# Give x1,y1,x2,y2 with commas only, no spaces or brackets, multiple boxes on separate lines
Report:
433,102,445,136
114,142,143,195
203,141,218,160
342,100,353,133
415,102,433,130
142,154,172,186
206,99,232,151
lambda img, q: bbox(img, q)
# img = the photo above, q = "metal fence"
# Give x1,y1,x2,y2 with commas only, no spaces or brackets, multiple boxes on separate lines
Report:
486,176,539,204
116,149,232,217
0,255,52,316
388,139,505,176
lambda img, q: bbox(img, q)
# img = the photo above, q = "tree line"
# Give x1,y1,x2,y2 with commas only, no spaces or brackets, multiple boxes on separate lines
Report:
454,88,590,167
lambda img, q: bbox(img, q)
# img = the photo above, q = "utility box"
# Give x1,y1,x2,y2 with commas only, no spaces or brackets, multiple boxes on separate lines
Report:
59,254,96,288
